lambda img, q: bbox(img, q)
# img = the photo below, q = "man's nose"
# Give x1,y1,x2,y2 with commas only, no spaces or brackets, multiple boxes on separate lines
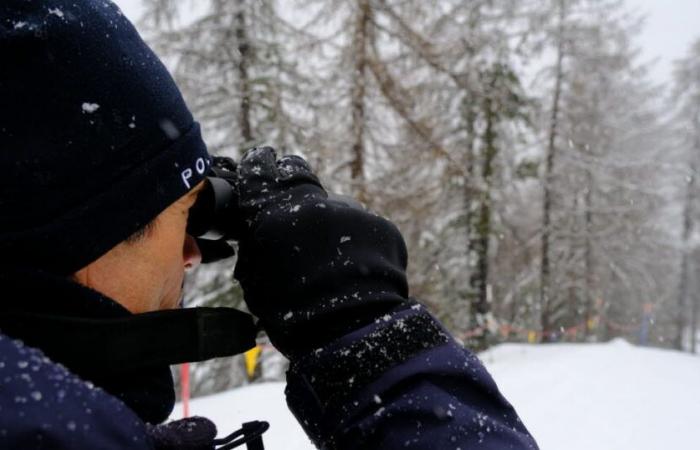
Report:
183,234,202,270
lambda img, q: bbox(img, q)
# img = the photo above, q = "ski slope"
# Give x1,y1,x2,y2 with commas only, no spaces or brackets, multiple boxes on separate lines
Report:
480,339,699,449
172,339,699,449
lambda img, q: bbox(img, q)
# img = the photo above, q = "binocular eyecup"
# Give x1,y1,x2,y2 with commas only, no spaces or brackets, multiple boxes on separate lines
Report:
186,156,243,242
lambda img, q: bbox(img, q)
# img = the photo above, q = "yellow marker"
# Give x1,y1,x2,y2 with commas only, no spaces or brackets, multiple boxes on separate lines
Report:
527,330,537,344
587,318,597,331
244,345,262,379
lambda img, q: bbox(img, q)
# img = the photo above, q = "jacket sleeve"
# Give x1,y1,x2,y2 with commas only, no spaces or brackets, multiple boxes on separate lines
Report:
284,304,539,449
0,334,154,450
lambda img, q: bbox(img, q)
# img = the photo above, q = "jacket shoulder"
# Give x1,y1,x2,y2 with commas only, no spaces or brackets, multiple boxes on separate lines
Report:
0,333,153,449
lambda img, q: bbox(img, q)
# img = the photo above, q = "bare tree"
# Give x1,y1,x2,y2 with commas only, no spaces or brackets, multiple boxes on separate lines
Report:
672,38,700,352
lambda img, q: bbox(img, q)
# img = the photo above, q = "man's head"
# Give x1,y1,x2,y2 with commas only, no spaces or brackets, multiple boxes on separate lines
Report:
0,0,211,310
74,182,205,313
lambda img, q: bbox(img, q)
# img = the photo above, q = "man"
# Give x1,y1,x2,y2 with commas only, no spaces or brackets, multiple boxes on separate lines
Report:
0,1,538,449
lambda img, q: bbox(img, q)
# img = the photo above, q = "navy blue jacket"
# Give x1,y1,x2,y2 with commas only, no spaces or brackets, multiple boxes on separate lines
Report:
285,304,538,449
0,270,537,449
0,333,152,449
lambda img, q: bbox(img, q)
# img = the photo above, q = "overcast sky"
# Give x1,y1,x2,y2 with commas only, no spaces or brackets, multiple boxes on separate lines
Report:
628,0,700,83
114,0,699,86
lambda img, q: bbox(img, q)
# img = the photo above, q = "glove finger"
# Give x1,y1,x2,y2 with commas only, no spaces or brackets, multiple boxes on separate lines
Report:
277,154,312,176
277,154,326,192
239,146,280,182
211,156,237,172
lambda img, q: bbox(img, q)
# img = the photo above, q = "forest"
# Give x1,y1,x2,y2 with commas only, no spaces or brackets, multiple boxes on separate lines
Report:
136,0,700,394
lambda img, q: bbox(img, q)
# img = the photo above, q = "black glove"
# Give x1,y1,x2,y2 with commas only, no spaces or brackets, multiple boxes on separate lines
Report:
233,147,410,357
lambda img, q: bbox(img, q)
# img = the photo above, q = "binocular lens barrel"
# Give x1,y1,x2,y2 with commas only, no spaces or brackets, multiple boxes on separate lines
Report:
186,157,240,241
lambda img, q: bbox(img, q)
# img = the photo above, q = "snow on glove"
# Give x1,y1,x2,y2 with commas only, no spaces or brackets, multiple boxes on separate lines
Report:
233,146,410,357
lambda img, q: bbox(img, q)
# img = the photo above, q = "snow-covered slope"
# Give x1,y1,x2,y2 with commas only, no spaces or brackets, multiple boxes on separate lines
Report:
171,381,311,449
172,339,700,449
481,339,700,450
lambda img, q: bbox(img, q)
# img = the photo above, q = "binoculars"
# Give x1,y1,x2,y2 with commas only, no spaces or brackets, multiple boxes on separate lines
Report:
186,156,243,243
187,155,364,246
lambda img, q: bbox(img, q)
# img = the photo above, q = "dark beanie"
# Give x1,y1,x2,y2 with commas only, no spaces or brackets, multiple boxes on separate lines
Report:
0,0,211,275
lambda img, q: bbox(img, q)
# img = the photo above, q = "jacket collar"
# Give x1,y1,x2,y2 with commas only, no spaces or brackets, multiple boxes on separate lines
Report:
0,267,175,424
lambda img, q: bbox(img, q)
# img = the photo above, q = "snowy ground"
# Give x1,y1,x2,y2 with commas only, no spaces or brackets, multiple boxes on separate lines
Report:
172,339,699,449
480,339,699,450
172,382,310,450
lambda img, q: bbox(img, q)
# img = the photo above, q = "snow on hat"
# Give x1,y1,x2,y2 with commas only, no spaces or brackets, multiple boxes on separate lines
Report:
0,0,212,275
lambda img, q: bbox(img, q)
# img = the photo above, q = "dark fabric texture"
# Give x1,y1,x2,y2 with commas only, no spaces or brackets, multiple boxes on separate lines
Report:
229,147,537,448
0,0,210,275
0,267,269,449
0,268,176,424
0,271,258,373
285,304,540,450
287,307,450,412
146,417,217,450
0,235,538,450
0,331,154,449
233,147,410,357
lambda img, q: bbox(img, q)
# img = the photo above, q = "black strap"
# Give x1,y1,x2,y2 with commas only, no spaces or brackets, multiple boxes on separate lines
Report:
0,307,258,373
214,421,270,450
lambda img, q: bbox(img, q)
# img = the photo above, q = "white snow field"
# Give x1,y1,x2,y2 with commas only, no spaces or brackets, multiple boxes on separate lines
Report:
480,339,699,450
172,339,699,449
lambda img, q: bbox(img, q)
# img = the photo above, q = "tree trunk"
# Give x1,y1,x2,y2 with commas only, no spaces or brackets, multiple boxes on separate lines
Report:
468,94,496,351
350,0,371,203
583,159,594,340
540,0,566,341
462,101,478,337
463,101,478,247
676,167,694,350
234,0,253,146
691,131,700,353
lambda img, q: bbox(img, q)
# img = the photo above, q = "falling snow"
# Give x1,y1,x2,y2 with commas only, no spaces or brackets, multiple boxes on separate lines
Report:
81,103,100,114
48,8,64,18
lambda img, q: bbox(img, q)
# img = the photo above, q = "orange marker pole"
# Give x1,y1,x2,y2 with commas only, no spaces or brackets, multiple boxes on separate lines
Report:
181,363,190,418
